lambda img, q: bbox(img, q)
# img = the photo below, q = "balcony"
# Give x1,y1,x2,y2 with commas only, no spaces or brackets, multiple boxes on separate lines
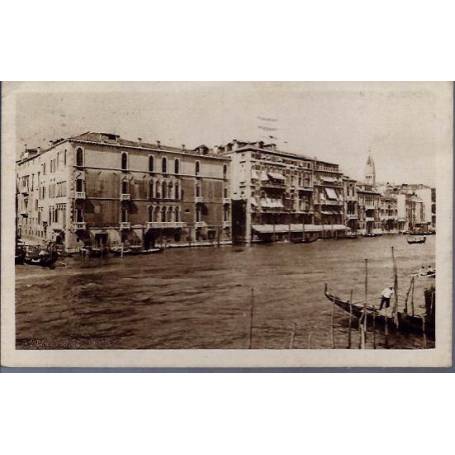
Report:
223,198,231,204
223,220,231,228
120,193,131,201
320,199,342,206
261,181,286,190
195,196,204,203
73,222,86,230
146,221,186,229
297,186,313,192
365,217,375,222
195,221,207,228
75,191,86,199
365,204,376,209
120,222,131,229
346,214,358,220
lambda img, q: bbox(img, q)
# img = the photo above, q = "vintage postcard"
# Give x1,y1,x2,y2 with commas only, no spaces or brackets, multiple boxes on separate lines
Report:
1,81,452,368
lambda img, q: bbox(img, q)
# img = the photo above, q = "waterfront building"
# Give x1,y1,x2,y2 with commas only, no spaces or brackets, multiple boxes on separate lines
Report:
16,132,231,252
342,176,359,232
431,188,436,228
379,193,398,233
355,182,382,235
220,140,316,243
313,160,346,237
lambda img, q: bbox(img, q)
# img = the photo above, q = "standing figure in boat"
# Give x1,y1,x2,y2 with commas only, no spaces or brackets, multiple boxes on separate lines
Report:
379,286,394,311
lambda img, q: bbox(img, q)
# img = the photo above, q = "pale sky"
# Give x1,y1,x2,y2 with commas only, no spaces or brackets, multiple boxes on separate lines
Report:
11,82,453,187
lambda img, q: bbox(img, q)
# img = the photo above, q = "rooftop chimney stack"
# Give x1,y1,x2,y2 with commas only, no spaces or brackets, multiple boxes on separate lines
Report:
182,144,186,151
156,140,161,148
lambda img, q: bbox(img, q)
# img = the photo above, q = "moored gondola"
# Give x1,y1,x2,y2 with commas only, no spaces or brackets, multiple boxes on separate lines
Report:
324,283,435,340
407,236,426,244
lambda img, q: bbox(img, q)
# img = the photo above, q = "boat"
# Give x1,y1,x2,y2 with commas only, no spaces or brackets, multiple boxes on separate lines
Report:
407,236,426,244
344,232,359,239
80,246,109,258
324,283,435,339
15,241,26,264
110,245,162,256
23,243,59,268
290,235,319,244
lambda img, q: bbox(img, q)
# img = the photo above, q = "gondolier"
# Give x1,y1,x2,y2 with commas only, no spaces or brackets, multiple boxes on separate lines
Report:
379,286,394,310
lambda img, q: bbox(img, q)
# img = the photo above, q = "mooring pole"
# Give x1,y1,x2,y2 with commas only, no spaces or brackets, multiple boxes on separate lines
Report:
249,288,255,349
348,289,353,349
360,258,368,349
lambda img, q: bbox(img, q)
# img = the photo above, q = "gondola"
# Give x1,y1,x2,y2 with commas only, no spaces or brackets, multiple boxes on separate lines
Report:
23,244,59,268
407,236,426,244
110,245,162,256
15,242,26,264
290,235,319,244
324,284,435,340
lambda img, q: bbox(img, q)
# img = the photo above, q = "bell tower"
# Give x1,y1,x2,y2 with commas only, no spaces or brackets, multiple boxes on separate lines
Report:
365,154,376,186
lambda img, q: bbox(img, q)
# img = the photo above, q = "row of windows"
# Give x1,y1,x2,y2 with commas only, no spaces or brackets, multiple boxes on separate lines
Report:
75,148,228,178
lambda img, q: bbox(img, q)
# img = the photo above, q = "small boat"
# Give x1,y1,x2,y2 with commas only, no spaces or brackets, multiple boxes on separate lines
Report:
24,244,59,268
111,245,162,256
324,284,435,339
290,235,319,244
344,232,359,239
80,246,109,258
15,241,26,264
407,236,426,244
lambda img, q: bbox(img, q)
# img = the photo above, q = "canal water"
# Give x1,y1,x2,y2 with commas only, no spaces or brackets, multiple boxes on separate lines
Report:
16,235,435,350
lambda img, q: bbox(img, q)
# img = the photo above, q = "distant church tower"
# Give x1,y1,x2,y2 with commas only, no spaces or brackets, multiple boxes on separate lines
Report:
365,154,376,186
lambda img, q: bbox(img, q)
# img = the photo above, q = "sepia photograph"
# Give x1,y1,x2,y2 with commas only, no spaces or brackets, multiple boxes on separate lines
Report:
1,81,452,367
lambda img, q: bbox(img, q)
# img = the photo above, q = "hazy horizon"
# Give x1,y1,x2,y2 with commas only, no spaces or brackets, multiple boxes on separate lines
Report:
10,81,452,187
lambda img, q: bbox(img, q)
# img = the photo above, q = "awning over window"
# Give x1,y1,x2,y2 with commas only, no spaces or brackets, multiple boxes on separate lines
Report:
268,172,285,181
260,198,284,208
324,188,338,200
252,224,348,234
321,177,338,183
260,171,269,182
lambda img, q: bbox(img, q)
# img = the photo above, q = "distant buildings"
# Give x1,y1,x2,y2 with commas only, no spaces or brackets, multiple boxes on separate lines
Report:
16,132,436,251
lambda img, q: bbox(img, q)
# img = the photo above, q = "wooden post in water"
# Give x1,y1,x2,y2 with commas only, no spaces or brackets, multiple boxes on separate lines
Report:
391,246,399,327
307,332,312,349
289,322,296,349
347,289,353,349
330,293,335,349
372,305,377,349
249,288,255,349
410,277,415,317
360,258,368,349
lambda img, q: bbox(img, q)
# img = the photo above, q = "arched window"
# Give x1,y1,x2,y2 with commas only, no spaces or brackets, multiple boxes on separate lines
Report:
154,207,160,222
168,182,173,199
175,207,180,222
122,180,128,194
175,182,180,200
161,206,166,222
149,180,154,199
167,207,173,222
195,160,200,176
149,156,154,172
155,181,161,198
121,152,128,171
174,159,180,174
162,157,167,174
223,164,227,179
162,181,167,199
121,208,128,222
148,206,153,222
76,148,84,167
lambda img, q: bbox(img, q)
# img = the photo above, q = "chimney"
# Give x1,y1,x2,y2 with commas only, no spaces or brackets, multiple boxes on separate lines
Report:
232,139,239,150
182,144,186,151
156,140,161,148
137,137,143,144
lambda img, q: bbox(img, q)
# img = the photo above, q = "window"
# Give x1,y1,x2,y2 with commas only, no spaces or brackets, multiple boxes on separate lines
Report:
162,181,167,199
121,152,128,171
154,207,160,222
162,157,167,174
148,206,153,222
223,164,227,179
76,179,83,192
121,208,128,222
64,149,67,165
174,159,180,174
149,180,154,199
196,206,202,222
155,181,161,198
175,182,180,200
76,208,84,222
175,207,180,222
149,156,154,172
224,187,228,198
161,207,166,222
167,207,173,222
196,183,201,197
195,161,200,176
76,148,84,167
122,180,129,194
224,206,229,222
168,182,173,199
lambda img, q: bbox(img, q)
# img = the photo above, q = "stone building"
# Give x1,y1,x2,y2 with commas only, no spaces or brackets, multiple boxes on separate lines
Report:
342,176,358,232
356,182,382,235
16,132,231,252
